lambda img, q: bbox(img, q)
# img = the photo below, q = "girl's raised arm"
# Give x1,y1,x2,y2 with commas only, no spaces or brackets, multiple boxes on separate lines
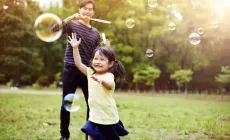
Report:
68,33,87,76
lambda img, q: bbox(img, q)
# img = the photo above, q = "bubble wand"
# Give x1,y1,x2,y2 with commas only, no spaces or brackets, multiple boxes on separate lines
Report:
81,16,111,24
102,33,106,45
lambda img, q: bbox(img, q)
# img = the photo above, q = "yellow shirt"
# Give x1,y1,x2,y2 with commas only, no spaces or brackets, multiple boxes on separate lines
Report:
87,68,119,125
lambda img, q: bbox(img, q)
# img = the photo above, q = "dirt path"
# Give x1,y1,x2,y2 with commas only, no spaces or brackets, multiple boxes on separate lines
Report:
0,88,62,95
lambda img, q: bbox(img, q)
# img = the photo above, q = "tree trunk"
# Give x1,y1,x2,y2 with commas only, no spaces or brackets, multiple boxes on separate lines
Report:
15,68,21,87
184,83,188,97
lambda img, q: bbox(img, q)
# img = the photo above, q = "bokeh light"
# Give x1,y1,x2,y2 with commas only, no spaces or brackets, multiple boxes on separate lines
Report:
34,13,63,42
189,33,201,45
63,93,80,112
3,5,9,10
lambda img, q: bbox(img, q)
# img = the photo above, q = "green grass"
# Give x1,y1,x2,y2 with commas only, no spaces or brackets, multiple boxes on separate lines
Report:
0,92,230,140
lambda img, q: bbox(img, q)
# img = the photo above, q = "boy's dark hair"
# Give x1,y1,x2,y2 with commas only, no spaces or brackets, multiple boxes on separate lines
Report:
78,0,95,10
91,47,126,83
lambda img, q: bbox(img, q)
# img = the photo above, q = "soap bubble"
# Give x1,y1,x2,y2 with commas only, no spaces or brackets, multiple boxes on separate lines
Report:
168,22,176,31
34,13,63,42
146,49,154,57
126,18,135,28
148,0,157,8
197,28,204,35
189,33,201,45
63,93,80,112
191,0,200,6
211,21,219,29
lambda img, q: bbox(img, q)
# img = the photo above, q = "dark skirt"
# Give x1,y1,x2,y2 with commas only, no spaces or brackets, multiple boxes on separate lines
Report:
81,120,128,140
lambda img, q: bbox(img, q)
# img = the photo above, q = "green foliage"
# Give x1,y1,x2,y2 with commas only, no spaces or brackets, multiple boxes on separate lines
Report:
37,75,49,86
0,93,230,139
6,80,13,87
0,73,5,83
20,74,31,85
133,66,161,86
1,0,230,91
32,82,41,89
49,82,57,89
215,66,230,84
171,69,193,87
55,72,61,82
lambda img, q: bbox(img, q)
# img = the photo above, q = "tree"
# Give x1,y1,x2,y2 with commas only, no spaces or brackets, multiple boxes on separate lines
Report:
170,69,193,95
215,66,230,93
0,0,44,86
133,65,161,92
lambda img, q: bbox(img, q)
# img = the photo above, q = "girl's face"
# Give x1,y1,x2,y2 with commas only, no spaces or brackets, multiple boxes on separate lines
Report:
92,51,114,74
79,3,94,18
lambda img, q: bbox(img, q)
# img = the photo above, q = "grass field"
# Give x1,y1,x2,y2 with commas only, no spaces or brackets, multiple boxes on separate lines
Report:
0,89,230,140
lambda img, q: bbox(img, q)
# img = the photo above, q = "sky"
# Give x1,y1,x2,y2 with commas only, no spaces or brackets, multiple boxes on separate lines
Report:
36,0,63,9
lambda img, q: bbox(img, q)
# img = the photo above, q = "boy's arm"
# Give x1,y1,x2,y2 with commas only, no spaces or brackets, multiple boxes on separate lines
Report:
51,13,83,32
62,13,83,27
68,33,87,76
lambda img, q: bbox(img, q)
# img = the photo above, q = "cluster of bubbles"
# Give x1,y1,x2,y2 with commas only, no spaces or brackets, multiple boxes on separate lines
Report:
63,93,80,112
33,0,223,52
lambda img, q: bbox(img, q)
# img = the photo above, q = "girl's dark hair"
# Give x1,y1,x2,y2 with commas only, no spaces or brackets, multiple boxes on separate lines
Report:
91,47,126,83
78,0,95,10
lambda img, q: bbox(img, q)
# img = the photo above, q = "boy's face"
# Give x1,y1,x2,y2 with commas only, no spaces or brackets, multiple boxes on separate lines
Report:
79,3,94,18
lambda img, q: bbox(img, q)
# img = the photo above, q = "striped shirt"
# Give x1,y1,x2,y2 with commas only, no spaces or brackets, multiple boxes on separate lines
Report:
63,20,100,67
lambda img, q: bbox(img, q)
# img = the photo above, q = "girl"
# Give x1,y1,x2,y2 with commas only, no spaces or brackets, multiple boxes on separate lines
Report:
68,33,129,140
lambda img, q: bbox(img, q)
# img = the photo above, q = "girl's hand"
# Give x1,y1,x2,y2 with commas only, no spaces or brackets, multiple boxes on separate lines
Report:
91,75,103,84
67,33,81,48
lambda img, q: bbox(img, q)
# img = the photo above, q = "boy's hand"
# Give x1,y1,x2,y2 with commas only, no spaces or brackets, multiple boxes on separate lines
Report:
70,13,83,20
67,33,81,48
50,24,60,32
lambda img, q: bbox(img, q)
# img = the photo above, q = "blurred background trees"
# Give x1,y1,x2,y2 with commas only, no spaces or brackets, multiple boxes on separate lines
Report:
0,0,230,94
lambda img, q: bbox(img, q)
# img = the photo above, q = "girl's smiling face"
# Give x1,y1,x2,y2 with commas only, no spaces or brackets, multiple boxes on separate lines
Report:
92,50,114,74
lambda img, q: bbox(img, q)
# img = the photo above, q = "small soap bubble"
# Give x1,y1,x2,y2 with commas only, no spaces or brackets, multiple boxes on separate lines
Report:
197,28,204,35
211,21,219,29
189,33,201,45
191,0,200,6
146,49,154,57
148,0,157,8
126,18,135,28
63,93,80,112
168,22,176,31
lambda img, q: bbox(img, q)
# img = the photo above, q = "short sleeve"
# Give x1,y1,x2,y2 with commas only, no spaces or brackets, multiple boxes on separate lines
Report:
87,67,94,78
102,73,115,93
63,21,72,34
